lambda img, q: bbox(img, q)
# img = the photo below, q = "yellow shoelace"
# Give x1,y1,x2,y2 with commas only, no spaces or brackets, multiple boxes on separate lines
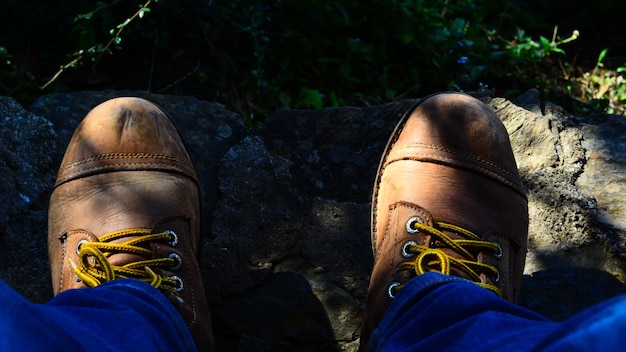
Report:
393,220,502,296
69,228,182,296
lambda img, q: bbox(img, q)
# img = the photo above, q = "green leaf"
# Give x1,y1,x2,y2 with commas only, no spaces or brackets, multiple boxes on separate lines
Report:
75,13,93,21
330,91,340,107
552,47,565,55
298,88,324,109
117,18,131,29
139,7,151,19
598,48,609,64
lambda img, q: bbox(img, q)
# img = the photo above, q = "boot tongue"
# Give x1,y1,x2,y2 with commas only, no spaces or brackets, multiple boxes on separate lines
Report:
108,251,150,267
435,229,481,281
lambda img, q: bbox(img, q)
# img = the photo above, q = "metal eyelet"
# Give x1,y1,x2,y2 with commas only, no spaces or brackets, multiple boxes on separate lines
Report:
168,253,182,271
406,216,424,234
387,282,400,299
165,230,178,246
76,239,88,254
171,275,184,292
494,270,500,283
494,242,503,260
402,240,418,258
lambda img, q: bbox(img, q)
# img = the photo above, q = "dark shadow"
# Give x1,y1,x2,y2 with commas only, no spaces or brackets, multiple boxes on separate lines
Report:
519,265,626,321
257,99,417,203
211,272,339,352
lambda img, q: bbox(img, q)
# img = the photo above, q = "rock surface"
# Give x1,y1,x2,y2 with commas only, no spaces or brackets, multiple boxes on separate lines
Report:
1,90,626,350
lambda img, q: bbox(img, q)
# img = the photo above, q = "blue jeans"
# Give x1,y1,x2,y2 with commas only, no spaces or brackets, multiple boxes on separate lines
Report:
0,279,196,351
371,272,626,351
4,274,626,351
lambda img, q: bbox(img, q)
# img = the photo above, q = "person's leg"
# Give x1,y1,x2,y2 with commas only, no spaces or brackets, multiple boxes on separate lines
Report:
371,272,626,351
0,279,195,351
360,92,626,351
535,293,626,351
359,92,529,350
45,97,213,351
371,273,550,351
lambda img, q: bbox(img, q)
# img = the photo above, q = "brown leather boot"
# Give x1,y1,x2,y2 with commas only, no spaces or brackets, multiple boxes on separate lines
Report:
359,92,528,351
48,97,214,351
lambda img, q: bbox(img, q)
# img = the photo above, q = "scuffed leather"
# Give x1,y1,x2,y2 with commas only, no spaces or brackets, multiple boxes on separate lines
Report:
48,97,213,352
359,93,529,351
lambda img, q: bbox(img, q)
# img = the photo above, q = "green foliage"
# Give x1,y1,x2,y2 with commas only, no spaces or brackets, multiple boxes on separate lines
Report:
0,0,623,120
572,49,626,115
40,0,156,90
506,28,577,62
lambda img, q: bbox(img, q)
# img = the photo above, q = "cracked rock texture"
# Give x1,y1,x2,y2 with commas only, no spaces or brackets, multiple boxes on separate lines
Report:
1,90,626,350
